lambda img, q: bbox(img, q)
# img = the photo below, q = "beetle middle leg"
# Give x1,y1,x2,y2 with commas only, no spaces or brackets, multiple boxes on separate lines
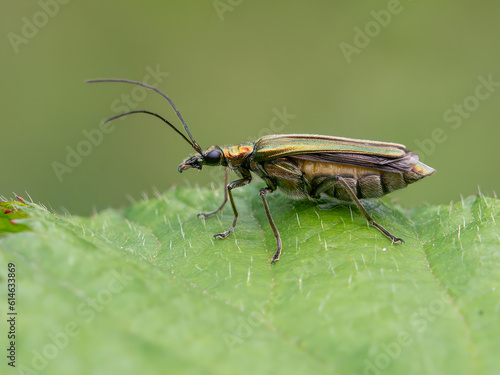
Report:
259,186,282,263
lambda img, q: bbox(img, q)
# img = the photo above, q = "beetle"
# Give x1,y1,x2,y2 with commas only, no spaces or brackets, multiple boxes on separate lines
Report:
87,79,435,263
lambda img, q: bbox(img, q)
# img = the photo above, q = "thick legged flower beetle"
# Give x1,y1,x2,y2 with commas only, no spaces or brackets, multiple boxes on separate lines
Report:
87,79,435,263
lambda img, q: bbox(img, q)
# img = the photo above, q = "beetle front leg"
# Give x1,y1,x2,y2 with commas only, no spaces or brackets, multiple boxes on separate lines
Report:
213,175,252,240
198,169,229,219
337,176,404,244
259,187,282,263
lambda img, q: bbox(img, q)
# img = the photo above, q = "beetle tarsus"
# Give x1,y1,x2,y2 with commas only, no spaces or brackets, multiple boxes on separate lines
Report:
198,211,218,219
214,230,232,239
370,221,404,244
271,247,282,263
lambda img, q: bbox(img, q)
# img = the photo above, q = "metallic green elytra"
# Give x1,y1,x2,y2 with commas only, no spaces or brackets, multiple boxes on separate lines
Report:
87,79,436,263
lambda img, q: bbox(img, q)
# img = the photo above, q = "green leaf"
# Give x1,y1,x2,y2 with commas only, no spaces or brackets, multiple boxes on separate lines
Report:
1,187,499,375
0,201,31,235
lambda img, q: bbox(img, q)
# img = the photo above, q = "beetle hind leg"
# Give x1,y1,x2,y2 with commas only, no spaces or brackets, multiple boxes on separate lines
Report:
335,176,404,244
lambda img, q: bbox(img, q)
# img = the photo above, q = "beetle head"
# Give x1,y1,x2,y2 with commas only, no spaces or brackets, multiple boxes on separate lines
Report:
178,146,225,172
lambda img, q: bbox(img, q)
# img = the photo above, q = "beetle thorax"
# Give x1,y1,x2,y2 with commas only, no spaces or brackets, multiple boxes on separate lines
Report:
222,143,254,168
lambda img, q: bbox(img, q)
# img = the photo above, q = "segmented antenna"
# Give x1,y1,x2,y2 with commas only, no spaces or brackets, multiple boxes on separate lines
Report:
86,78,203,154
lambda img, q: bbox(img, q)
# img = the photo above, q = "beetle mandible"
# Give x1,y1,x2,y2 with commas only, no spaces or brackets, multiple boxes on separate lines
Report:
87,79,435,263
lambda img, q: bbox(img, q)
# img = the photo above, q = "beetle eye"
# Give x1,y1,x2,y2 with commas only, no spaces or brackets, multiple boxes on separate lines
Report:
204,150,222,165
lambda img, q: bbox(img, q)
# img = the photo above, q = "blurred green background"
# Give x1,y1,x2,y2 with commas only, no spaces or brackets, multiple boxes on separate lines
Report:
1,0,499,215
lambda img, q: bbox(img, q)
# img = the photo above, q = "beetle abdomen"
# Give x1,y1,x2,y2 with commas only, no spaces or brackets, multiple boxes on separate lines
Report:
294,159,433,201
254,156,434,202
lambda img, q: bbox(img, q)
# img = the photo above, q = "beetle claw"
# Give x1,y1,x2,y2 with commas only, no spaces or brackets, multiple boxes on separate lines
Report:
214,232,230,239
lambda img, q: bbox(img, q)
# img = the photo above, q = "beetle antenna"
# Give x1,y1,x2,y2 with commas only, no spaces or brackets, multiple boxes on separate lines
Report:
86,78,203,154
103,110,195,149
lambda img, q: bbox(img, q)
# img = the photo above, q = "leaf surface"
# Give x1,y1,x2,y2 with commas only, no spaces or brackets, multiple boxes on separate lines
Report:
1,187,499,375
